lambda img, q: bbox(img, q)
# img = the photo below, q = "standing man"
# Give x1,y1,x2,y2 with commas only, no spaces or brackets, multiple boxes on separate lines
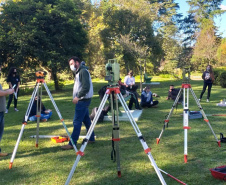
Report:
61,56,95,150
0,65,14,156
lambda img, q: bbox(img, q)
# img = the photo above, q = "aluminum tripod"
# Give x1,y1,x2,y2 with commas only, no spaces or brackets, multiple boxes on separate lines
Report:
65,86,168,185
9,77,78,169
156,83,221,163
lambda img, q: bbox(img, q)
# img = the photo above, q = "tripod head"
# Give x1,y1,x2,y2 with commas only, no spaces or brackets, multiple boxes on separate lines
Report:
182,67,190,84
35,71,47,79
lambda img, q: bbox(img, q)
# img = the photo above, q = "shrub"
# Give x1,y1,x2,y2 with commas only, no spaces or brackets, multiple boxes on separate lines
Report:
213,68,226,85
219,71,226,88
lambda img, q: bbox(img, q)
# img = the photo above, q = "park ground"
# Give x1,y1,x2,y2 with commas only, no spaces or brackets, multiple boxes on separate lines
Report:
0,76,226,185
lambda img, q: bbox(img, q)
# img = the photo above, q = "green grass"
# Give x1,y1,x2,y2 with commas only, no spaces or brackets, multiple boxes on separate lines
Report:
1,77,226,185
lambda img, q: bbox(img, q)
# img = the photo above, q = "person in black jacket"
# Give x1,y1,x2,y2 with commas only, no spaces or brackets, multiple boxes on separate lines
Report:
5,67,20,113
199,65,214,102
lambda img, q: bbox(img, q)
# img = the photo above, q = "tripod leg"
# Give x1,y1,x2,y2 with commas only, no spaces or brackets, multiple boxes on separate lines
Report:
190,88,221,146
117,93,166,185
183,87,190,163
110,92,121,177
65,93,109,185
43,83,79,152
9,83,40,169
157,88,183,144
35,85,42,147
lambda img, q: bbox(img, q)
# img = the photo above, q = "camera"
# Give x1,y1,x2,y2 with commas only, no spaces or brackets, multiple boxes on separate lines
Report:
105,59,120,85
35,71,47,79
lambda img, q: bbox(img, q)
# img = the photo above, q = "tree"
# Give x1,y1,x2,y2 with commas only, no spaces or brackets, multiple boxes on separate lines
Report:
217,38,226,65
0,0,88,90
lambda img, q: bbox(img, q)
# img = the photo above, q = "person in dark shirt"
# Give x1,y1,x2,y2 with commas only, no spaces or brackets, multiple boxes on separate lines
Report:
28,96,52,122
140,86,158,108
5,67,20,113
166,85,181,101
199,65,214,102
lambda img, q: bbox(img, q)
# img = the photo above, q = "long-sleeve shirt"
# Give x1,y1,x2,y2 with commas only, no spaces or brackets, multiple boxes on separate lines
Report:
141,90,153,104
202,71,214,83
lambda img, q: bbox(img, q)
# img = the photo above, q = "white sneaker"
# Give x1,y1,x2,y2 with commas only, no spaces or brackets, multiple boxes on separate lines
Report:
198,99,201,102
5,109,8,113
206,99,209,102
14,108,19,111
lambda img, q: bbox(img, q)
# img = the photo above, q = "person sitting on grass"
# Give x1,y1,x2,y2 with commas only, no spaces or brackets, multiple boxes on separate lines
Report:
28,96,52,122
140,85,158,108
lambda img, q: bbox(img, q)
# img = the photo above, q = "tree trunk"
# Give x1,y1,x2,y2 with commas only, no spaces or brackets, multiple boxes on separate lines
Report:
52,70,59,91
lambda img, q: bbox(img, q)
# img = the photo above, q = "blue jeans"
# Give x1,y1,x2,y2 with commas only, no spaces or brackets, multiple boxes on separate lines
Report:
29,112,52,121
0,112,5,153
69,99,95,146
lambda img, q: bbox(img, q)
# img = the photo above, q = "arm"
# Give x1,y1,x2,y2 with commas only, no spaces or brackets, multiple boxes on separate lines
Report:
202,72,205,80
124,76,129,87
77,69,90,98
0,89,14,96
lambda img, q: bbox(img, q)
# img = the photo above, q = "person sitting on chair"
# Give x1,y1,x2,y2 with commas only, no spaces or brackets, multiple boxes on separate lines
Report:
124,70,138,92
119,78,141,110
140,86,158,108
28,96,52,122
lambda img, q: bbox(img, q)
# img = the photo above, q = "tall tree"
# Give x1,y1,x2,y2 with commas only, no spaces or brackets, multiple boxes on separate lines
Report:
0,0,88,90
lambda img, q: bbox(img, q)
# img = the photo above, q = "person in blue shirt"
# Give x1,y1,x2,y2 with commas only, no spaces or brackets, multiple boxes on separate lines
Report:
140,86,158,108
28,96,52,122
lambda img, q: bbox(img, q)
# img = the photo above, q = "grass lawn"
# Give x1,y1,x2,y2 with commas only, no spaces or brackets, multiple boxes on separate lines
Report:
1,76,226,185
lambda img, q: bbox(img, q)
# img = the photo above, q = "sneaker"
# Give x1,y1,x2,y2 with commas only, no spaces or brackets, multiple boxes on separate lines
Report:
61,144,73,150
14,108,19,112
0,152,8,157
5,109,8,114
206,99,209,102
198,99,201,102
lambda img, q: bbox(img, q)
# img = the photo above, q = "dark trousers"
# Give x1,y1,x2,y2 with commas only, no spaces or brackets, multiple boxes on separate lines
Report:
140,101,159,108
7,89,19,109
0,112,4,153
200,82,212,99
126,84,138,92
128,93,140,110
69,99,95,146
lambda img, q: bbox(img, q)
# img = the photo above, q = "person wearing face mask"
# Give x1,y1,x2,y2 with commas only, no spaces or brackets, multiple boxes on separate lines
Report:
199,65,215,102
5,67,20,113
61,56,95,150
0,65,14,157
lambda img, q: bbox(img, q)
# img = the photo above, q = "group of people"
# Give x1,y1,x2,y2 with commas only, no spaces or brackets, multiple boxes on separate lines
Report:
0,60,216,155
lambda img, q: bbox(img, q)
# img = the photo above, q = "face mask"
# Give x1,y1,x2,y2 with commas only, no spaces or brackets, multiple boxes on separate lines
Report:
70,65,76,72
13,72,17,75
207,67,210,71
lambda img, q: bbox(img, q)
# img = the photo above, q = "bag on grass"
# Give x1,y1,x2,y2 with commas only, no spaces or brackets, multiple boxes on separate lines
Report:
210,165,226,181
220,133,226,143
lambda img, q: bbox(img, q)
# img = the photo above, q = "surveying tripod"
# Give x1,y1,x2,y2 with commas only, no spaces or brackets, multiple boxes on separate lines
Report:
65,86,188,185
156,69,221,163
9,72,78,169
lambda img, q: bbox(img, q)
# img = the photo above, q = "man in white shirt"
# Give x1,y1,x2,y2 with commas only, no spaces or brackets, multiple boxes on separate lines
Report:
124,70,138,92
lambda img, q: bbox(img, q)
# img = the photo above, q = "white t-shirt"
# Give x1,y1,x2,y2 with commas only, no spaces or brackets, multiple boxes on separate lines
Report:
124,75,135,85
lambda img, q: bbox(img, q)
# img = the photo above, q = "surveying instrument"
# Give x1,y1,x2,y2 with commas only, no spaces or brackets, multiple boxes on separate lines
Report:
156,68,221,163
9,71,78,169
65,59,187,185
